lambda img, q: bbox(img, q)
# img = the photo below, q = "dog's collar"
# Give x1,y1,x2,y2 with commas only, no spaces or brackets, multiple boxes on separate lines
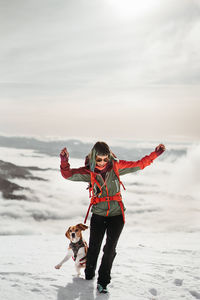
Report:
69,239,85,261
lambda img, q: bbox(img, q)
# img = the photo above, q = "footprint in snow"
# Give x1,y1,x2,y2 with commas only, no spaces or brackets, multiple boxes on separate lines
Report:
190,291,200,299
149,288,157,296
174,279,183,286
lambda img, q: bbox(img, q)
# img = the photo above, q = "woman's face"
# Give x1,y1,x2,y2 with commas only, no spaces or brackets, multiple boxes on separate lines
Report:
95,155,109,168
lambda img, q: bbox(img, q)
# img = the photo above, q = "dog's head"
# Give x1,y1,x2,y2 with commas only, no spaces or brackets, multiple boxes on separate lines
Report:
65,223,88,243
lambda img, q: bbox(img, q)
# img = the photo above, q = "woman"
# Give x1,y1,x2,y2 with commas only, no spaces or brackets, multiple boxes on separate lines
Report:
60,141,165,293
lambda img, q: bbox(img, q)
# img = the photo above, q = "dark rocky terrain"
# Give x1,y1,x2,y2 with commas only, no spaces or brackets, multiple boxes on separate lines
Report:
0,160,49,200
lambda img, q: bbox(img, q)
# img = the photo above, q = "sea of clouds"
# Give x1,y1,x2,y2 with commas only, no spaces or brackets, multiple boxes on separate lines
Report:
0,140,199,236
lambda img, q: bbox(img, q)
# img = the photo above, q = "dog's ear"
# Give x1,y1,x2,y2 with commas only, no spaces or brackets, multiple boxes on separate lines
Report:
65,227,71,239
76,223,88,231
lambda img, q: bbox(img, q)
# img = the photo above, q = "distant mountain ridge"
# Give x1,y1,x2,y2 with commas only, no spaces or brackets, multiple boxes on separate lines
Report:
0,135,185,160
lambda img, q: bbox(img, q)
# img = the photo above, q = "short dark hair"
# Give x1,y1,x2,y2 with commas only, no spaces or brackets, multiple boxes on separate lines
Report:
92,141,110,156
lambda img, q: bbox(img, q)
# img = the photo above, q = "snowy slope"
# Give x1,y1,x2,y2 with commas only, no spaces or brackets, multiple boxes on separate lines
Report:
0,232,200,300
0,142,200,299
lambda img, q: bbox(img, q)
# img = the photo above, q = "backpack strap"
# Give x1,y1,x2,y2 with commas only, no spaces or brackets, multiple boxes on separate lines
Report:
84,172,103,224
112,161,126,191
84,192,125,224
90,172,102,197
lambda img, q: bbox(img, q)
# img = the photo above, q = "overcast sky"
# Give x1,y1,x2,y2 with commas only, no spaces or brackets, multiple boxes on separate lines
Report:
0,0,200,142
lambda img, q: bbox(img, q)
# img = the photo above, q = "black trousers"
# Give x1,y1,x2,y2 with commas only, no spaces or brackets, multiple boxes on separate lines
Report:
85,213,124,287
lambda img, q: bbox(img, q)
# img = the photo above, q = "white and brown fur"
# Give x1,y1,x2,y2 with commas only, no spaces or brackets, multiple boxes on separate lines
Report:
55,223,88,275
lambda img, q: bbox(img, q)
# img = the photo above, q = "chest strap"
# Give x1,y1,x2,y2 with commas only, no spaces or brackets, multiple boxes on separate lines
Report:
84,192,125,224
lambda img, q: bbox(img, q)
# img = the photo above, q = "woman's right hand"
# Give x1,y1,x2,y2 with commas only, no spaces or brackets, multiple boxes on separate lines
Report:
60,147,69,160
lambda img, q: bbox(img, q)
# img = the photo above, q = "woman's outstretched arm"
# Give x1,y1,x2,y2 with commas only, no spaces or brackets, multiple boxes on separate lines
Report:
60,147,91,182
118,144,165,176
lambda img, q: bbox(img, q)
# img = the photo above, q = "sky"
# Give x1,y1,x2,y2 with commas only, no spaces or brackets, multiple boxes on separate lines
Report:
0,0,200,142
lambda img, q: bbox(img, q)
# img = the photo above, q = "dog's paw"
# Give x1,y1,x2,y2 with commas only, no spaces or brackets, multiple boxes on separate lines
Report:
55,264,61,269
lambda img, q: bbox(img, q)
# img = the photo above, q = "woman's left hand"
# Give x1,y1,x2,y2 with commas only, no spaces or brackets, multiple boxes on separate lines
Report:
155,144,166,156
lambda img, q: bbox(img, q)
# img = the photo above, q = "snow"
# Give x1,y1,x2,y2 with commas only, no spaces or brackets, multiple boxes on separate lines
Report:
0,142,200,299
0,232,200,300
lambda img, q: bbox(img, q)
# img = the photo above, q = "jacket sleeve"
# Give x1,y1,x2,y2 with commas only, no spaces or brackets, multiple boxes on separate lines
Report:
118,151,158,176
60,159,91,182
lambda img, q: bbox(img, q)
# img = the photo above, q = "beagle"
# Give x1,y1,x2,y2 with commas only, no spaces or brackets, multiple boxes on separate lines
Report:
55,223,88,275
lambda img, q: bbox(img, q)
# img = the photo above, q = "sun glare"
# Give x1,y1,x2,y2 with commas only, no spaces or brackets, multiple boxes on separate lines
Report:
107,0,157,19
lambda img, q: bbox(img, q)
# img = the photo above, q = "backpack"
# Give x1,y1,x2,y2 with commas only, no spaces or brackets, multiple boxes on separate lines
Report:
84,160,126,223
